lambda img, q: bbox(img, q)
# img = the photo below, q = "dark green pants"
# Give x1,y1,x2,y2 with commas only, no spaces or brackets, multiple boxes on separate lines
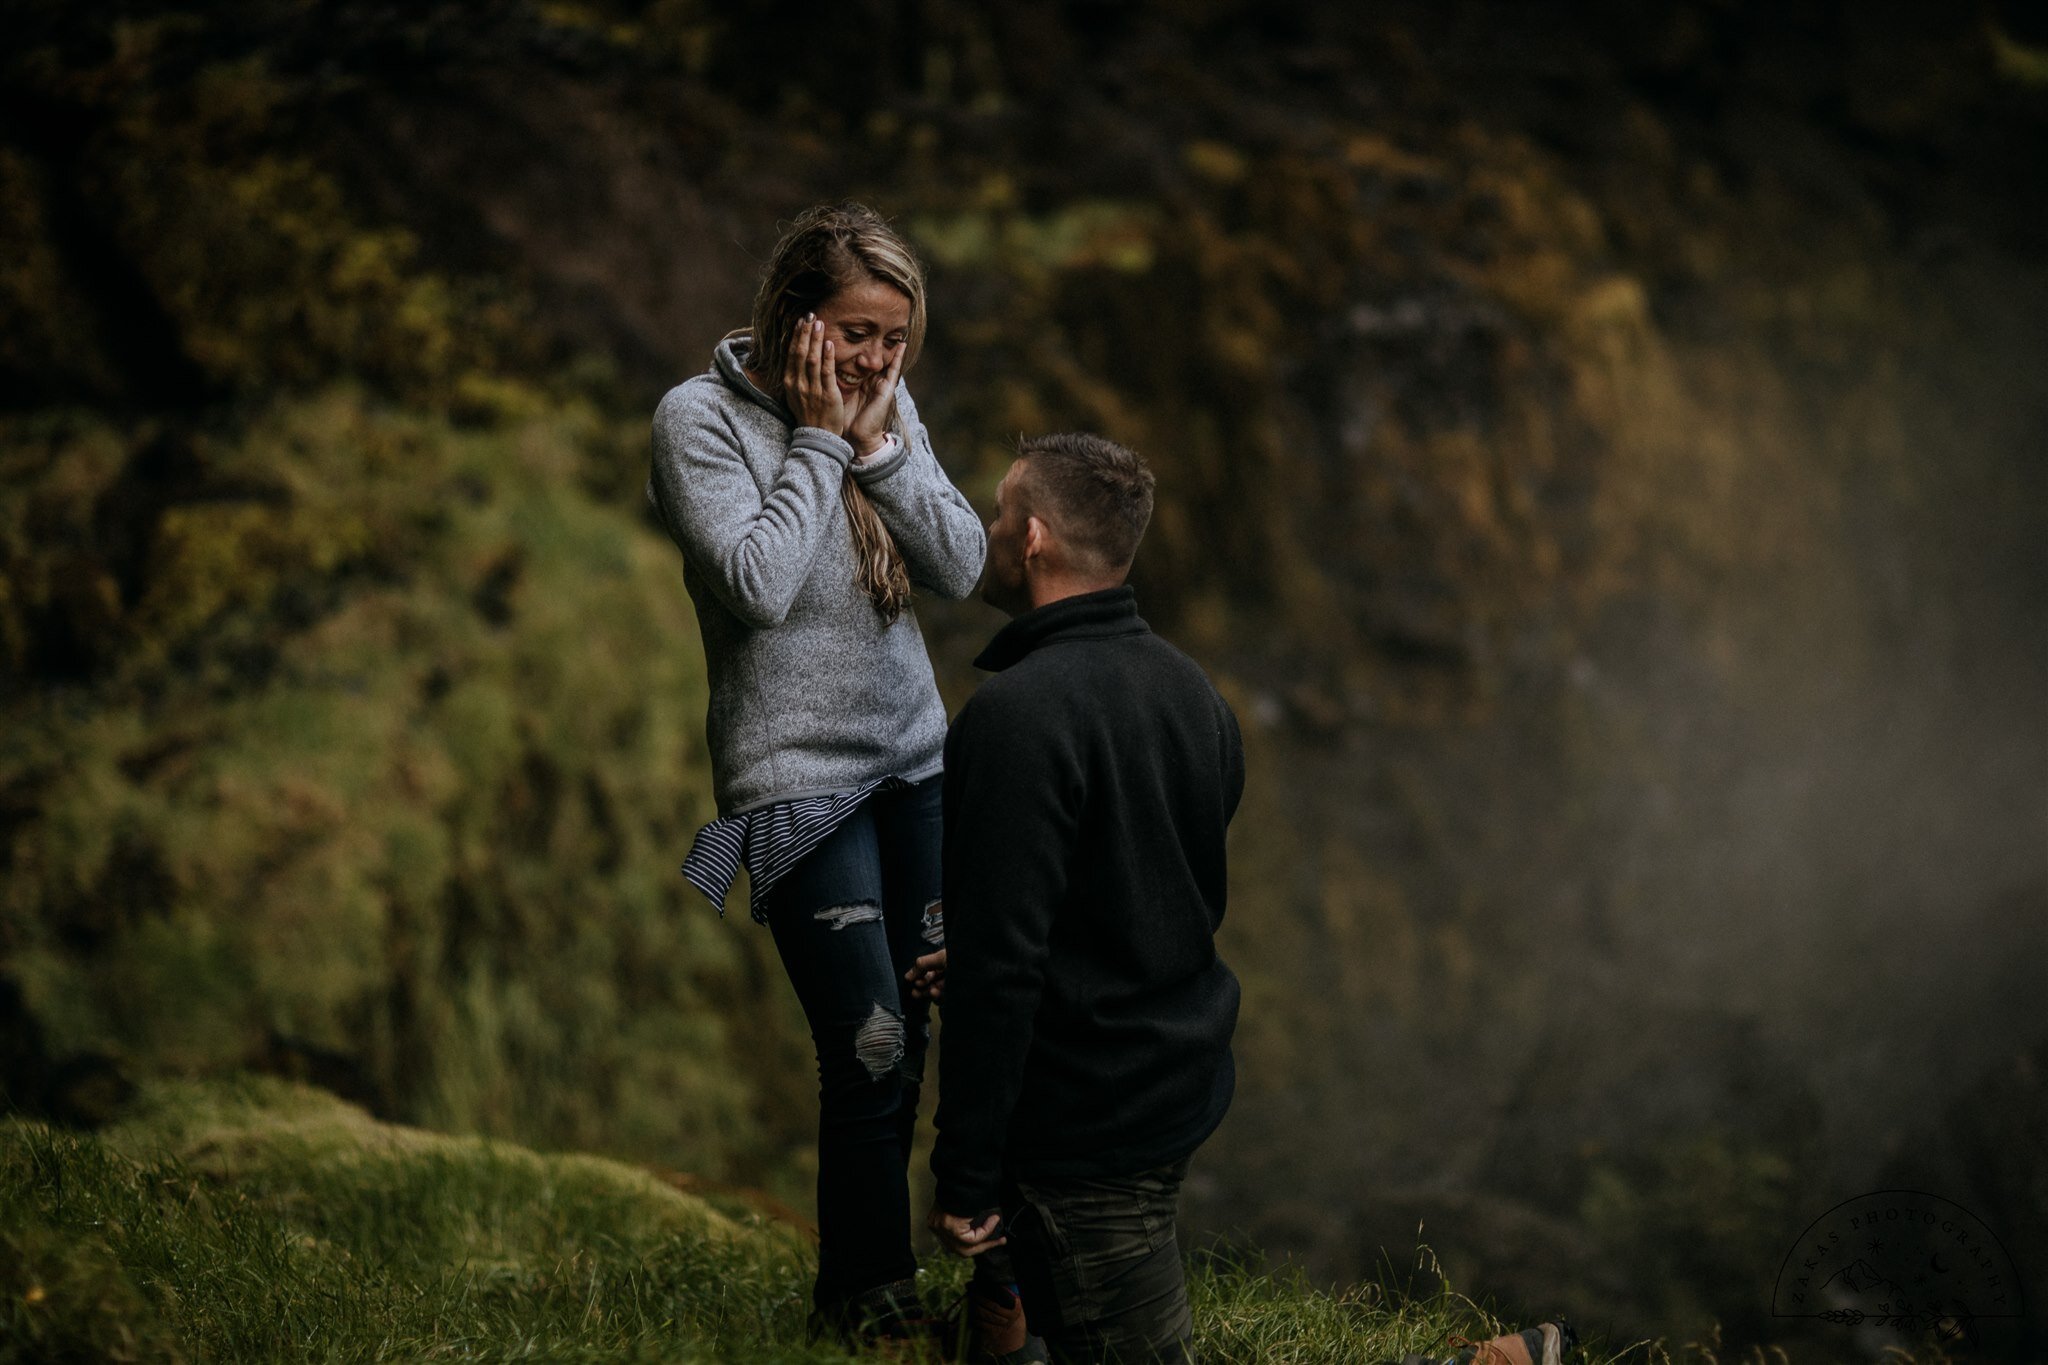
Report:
1006,1157,1195,1364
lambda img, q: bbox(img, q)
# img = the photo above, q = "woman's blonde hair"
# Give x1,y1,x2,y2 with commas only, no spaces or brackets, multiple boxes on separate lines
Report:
749,203,926,621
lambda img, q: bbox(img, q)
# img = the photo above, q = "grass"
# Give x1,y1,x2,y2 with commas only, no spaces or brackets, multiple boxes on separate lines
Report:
0,1076,1758,1363
2,1078,822,1362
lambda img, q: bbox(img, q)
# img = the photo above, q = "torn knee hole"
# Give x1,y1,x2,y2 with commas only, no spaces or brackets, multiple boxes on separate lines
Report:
812,900,883,931
853,1002,905,1079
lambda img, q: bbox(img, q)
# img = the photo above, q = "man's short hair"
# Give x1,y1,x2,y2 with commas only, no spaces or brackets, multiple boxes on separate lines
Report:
1016,433,1156,574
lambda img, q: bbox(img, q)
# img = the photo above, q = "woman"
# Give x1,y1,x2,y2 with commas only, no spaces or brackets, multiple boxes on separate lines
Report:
647,203,985,1342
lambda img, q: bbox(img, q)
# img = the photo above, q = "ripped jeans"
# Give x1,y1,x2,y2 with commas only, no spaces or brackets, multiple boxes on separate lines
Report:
761,773,945,1310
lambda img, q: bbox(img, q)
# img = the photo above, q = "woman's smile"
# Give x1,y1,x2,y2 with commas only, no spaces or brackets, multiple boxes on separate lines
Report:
811,276,911,405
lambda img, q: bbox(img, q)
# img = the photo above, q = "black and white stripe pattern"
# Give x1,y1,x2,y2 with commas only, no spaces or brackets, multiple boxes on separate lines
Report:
681,775,907,922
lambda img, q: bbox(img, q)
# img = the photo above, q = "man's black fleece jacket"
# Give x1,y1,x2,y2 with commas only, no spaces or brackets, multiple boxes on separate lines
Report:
931,586,1245,1216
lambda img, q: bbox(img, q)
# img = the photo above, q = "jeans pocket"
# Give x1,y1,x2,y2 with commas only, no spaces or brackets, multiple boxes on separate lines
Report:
1062,1183,1159,1287
1014,1182,1072,1261
1138,1196,1167,1251
1137,1162,1188,1250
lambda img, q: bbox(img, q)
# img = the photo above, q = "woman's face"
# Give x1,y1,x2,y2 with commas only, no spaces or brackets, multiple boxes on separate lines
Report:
812,277,912,400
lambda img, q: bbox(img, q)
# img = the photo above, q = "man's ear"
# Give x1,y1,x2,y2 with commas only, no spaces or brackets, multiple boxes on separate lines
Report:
1022,515,1050,565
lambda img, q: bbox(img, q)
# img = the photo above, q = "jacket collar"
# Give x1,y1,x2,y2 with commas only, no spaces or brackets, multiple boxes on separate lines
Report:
714,335,792,422
974,586,1148,672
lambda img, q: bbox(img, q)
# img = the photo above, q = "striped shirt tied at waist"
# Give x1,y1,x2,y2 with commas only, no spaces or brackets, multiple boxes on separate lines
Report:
681,774,913,922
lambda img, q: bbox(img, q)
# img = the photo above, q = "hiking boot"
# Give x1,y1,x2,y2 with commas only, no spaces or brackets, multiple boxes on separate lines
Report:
1394,1319,1578,1365
811,1277,944,1355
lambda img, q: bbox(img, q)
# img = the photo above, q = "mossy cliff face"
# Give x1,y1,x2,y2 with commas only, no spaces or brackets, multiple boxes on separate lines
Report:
0,10,817,1186
3,2,2044,1352
1,391,804,1173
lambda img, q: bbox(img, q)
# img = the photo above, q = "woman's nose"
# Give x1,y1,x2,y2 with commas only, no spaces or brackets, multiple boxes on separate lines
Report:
850,341,884,371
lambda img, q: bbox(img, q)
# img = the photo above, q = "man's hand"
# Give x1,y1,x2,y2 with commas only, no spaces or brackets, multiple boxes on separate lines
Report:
904,947,946,1001
927,1205,1007,1257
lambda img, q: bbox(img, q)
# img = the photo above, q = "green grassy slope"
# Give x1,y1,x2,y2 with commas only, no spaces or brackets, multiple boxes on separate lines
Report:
5,1077,1641,1364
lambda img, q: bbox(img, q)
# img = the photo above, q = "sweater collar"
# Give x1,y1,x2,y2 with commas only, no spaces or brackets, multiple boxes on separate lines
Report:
974,586,1148,672
713,335,792,422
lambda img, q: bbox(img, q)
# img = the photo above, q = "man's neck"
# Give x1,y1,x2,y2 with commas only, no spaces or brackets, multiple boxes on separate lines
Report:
1025,573,1127,612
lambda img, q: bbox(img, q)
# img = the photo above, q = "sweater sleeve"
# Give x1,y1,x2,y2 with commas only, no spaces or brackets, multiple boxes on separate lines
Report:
648,383,856,629
930,683,1083,1215
850,383,987,600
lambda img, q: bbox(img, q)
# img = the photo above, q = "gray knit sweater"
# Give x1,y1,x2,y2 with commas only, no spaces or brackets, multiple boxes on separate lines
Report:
649,337,986,814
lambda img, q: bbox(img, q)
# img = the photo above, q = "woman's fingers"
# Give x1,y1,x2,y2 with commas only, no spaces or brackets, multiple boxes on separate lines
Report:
809,322,842,430
871,349,899,420
786,316,821,425
784,315,847,432
874,347,902,412
805,322,825,410
847,345,903,452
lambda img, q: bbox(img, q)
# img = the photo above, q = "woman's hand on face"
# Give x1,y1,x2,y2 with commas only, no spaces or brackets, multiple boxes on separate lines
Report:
784,316,849,435
845,344,904,460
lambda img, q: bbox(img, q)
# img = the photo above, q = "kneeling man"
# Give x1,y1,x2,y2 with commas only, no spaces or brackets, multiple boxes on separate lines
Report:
926,433,1244,1364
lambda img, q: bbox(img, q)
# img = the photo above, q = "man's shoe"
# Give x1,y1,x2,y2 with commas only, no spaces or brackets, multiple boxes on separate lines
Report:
1394,1319,1577,1365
